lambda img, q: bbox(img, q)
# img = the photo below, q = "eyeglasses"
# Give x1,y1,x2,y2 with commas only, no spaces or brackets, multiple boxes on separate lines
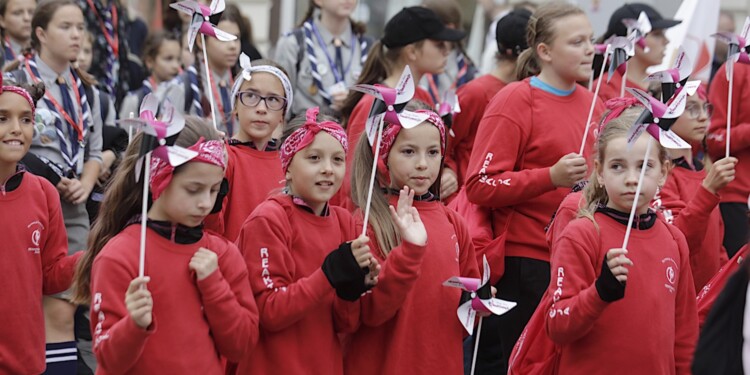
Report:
684,102,713,119
237,91,287,111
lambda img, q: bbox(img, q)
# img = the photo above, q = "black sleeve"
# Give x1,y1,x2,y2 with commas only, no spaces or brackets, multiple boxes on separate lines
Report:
101,125,129,154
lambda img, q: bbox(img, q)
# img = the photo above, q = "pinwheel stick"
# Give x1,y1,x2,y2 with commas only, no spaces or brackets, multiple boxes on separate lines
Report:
580,47,610,155
201,34,220,131
139,152,152,278
470,316,484,375
620,61,628,98
622,138,653,250
726,69,733,158
361,116,385,237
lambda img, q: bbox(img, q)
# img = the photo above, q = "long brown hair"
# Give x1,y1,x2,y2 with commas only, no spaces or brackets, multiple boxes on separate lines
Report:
578,107,669,227
72,117,221,304
350,101,438,256
515,2,585,80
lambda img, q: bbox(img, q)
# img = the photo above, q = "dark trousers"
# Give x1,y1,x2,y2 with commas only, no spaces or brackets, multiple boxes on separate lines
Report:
720,202,749,258
464,257,550,375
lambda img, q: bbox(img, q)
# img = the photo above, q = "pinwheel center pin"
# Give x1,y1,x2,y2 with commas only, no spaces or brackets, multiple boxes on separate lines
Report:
387,105,394,112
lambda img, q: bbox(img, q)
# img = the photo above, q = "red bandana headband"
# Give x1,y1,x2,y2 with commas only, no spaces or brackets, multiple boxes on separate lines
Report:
378,109,446,164
150,139,226,201
0,74,35,117
279,107,348,173
599,97,642,134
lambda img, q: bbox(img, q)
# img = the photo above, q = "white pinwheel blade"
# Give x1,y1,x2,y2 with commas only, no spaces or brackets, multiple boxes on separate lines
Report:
167,146,200,167
480,298,517,316
481,255,491,286
397,110,430,129
638,11,652,34
187,14,202,52
169,0,201,15
139,93,160,118
365,114,383,146
351,84,386,102
674,47,693,81
712,32,740,46
212,26,238,42
457,301,477,335
625,87,655,113
657,129,691,149
161,100,186,137
209,0,225,15
443,276,481,291
626,121,648,150
394,65,416,104
742,16,750,42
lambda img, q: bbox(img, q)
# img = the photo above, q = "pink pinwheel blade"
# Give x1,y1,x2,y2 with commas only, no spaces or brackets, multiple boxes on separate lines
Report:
443,277,481,292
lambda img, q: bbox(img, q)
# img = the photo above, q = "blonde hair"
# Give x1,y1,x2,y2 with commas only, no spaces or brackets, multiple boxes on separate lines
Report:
515,1,585,80
578,107,670,226
350,101,437,256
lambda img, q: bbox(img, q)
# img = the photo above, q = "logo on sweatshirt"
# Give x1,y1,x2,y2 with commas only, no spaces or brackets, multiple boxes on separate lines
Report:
260,247,273,289
478,152,512,187
661,257,678,293
27,221,44,254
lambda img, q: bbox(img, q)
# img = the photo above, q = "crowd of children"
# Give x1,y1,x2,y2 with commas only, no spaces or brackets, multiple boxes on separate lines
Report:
1,0,748,374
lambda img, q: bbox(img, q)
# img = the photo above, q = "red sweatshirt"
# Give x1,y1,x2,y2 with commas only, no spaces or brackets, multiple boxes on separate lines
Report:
546,214,698,375
91,225,259,374
235,194,358,375
0,172,81,375
341,198,480,375
546,190,586,249
707,62,750,203
465,78,605,262
594,69,637,102
696,244,749,327
652,162,728,291
204,144,284,241
452,74,507,185
335,87,436,210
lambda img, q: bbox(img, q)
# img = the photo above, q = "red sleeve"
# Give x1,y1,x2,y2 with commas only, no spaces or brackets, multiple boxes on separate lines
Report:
451,209,480,280
451,84,484,183
707,65,750,157
546,192,584,251
465,86,556,208
42,182,82,294
545,223,609,345
91,254,154,372
195,240,259,362
236,208,332,332
667,226,699,375
203,148,235,237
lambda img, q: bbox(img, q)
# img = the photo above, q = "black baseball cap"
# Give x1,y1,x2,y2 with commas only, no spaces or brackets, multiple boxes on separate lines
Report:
496,8,532,57
604,3,681,40
381,7,467,49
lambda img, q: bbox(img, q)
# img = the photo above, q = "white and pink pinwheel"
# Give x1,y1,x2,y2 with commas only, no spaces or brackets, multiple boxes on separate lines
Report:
712,16,750,80
604,32,637,83
645,46,692,91
622,11,652,52
350,65,430,145
170,0,238,52
443,255,516,335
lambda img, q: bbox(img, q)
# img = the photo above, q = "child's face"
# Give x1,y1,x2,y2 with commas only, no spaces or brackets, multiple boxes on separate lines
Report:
286,132,346,215
76,37,93,72
0,0,35,41
541,14,594,83
36,4,84,63
148,40,181,83
314,0,357,19
386,123,442,195
205,20,240,71
637,29,669,68
0,92,34,166
412,39,450,76
596,135,667,215
150,161,224,227
234,73,286,143
671,95,710,145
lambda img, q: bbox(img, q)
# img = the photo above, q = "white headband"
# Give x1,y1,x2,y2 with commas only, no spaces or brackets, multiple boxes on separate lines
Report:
231,53,294,117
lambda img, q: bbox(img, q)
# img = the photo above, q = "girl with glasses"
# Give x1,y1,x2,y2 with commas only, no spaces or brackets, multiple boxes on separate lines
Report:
203,56,294,242
651,86,738,291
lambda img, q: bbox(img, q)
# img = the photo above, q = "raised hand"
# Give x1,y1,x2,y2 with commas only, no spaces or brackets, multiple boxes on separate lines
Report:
125,277,153,329
702,157,737,194
389,186,427,246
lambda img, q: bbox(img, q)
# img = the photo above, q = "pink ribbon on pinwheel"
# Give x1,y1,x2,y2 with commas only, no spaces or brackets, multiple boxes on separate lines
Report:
279,107,348,173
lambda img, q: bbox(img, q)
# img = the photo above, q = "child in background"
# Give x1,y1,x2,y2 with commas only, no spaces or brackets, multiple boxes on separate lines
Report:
0,75,82,375
183,3,241,137
652,86,737,291
204,56,292,241
593,3,680,101
546,107,697,374
343,106,479,375
0,0,35,68
337,6,465,207
274,0,371,118
72,117,259,374
120,30,184,120
235,108,378,374
464,3,604,373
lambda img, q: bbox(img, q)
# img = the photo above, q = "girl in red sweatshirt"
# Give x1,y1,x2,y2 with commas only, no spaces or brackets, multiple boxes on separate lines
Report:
464,3,605,373
546,107,698,374
651,86,737,291
342,108,479,375
0,76,82,375
235,107,380,374
205,57,293,241
336,6,465,207
72,117,259,374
